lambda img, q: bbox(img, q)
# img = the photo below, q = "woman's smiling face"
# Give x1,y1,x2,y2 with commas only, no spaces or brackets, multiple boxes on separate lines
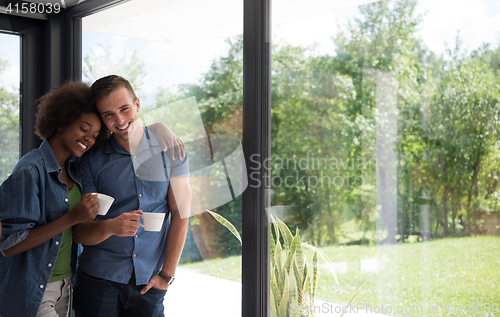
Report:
59,112,101,157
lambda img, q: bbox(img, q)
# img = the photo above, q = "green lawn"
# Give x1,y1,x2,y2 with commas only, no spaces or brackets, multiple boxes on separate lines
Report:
180,253,242,282
180,236,500,316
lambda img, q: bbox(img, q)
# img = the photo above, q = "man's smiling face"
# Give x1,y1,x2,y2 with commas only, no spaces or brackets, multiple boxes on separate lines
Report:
96,86,142,150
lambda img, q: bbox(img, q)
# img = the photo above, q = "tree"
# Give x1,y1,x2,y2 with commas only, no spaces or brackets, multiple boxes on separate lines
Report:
155,37,245,259
324,0,427,243
417,43,500,235
83,45,146,99
0,58,20,184
270,43,364,245
152,0,500,249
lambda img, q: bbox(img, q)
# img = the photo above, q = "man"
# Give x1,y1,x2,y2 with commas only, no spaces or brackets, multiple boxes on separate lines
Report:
73,75,191,317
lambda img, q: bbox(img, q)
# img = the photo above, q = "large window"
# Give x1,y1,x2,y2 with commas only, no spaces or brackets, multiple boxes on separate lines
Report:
0,32,20,185
3,0,499,315
82,1,244,315
269,0,500,316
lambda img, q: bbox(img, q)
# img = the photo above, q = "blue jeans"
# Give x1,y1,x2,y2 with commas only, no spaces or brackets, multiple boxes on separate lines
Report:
73,270,167,317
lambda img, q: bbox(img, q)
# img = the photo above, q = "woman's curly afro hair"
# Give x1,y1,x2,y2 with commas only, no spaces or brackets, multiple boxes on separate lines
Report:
34,80,109,148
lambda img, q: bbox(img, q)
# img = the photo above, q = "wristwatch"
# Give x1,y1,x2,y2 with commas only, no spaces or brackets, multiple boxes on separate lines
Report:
158,271,175,286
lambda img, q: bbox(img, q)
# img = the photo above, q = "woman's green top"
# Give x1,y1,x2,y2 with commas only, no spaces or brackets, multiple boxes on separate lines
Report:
48,184,81,283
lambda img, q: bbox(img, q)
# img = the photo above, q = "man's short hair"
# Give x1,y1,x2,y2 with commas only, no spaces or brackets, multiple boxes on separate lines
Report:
91,75,137,103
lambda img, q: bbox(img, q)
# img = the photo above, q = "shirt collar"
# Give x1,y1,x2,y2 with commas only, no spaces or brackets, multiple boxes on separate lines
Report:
39,139,61,173
39,139,80,181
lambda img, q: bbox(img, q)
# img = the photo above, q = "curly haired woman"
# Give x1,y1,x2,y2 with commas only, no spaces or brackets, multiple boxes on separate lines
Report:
0,81,104,317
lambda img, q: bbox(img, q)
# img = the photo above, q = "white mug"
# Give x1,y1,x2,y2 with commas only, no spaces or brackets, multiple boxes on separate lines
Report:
141,212,166,231
95,193,114,216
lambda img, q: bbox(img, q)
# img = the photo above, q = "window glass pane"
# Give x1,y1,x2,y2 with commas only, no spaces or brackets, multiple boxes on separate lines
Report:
82,1,243,315
271,0,500,315
0,33,20,185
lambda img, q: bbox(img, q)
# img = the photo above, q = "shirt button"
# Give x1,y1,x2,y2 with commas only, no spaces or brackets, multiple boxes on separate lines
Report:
48,263,52,267
133,254,137,258
135,235,138,238
65,198,69,202
136,174,139,178
133,155,137,158
139,194,142,198
55,241,60,245
40,285,44,289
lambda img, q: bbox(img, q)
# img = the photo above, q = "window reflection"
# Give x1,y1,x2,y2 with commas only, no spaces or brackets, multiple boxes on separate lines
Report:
82,1,243,316
0,33,20,185
271,0,500,316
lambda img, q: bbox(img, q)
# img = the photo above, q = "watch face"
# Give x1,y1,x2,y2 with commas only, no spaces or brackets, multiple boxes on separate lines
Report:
167,276,175,285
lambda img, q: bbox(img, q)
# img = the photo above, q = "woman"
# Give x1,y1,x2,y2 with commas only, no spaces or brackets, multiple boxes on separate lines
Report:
0,81,104,317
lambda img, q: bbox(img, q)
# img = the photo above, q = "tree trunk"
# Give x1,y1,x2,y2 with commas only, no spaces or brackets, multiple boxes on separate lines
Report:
325,190,336,245
451,193,459,232
314,220,322,246
466,146,482,233
431,195,439,235
441,185,449,236
437,153,449,236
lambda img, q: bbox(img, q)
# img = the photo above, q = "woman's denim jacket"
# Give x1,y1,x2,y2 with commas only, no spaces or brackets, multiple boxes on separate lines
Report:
0,139,81,317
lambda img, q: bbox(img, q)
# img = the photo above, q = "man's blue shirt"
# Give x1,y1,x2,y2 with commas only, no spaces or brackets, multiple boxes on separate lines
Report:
78,127,189,285
0,139,80,317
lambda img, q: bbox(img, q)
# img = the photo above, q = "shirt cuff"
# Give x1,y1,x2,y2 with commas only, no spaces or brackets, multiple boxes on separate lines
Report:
0,229,30,251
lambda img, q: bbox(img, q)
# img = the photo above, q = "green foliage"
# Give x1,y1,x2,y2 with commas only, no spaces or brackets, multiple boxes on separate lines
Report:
154,38,245,260
487,45,500,75
155,0,500,247
270,0,500,242
196,197,243,259
166,0,499,313
208,210,338,317
83,45,146,99
157,37,243,137
408,43,500,235
0,58,20,184
206,209,241,244
271,42,374,245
